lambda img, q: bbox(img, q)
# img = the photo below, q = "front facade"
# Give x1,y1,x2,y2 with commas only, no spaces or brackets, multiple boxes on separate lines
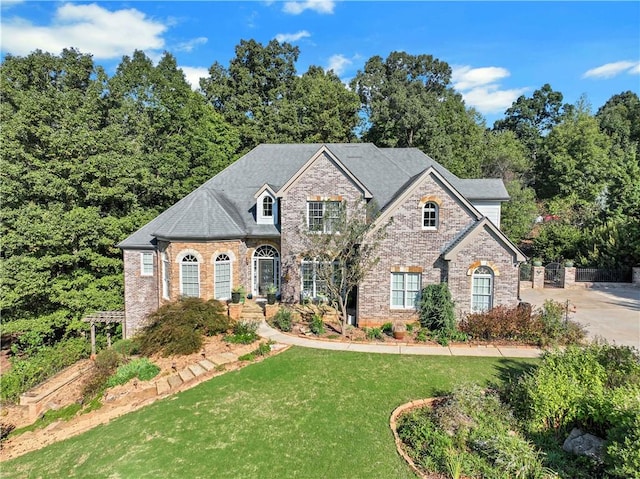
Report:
119,144,525,337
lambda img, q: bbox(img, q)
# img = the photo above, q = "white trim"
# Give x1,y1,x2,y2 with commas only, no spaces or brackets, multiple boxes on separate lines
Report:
140,252,154,276
179,254,200,298
161,252,170,299
421,201,439,231
175,248,204,263
390,272,421,310
214,254,232,300
251,245,280,296
257,191,278,225
471,266,493,312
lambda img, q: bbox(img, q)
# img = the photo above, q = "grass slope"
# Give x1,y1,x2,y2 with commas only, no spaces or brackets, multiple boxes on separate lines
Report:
5,347,536,479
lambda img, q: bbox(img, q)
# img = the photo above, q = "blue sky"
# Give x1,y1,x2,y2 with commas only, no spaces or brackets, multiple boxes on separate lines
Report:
1,1,639,125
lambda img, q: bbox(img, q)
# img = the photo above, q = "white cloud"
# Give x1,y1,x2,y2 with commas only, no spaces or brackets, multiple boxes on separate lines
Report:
582,60,640,79
0,3,167,59
325,54,351,76
175,36,207,53
451,65,528,115
452,66,510,91
283,0,335,15
180,66,209,91
630,63,640,75
1,0,25,9
275,30,311,43
461,86,529,115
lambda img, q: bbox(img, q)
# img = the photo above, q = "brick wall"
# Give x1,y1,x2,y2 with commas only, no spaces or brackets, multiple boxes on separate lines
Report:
123,250,159,337
280,151,364,303
357,173,479,325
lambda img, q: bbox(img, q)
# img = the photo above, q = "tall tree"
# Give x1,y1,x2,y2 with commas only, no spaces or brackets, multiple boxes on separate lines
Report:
201,39,300,152
350,51,486,177
493,83,571,166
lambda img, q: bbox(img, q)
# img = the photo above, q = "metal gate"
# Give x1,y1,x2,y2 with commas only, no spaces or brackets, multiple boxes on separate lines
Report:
544,262,564,288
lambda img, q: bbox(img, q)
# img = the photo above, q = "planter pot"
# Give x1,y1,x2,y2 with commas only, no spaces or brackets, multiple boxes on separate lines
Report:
533,261,542,267
266,293,276,305
393,331,406,340
231,292,241,304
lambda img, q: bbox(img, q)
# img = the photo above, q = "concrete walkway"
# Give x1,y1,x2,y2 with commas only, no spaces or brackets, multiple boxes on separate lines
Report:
258,321,542,358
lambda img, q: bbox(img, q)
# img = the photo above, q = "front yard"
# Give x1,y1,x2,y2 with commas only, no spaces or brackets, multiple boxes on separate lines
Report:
3,347,536,478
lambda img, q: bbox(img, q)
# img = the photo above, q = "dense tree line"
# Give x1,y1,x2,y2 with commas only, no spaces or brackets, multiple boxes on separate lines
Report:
1,42,638,387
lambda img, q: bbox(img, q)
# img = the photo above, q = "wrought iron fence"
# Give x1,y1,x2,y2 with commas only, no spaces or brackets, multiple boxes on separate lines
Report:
575,268,632,283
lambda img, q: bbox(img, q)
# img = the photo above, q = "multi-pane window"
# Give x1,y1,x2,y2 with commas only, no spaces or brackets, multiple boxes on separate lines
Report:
301,260,335,300
390,272,421,309
262,196,273,217
161,252,170,299
423,202,439,229
141,252,154,276
214,254,231,300
308,201,342,233
180,254,200,297
472,266,493,312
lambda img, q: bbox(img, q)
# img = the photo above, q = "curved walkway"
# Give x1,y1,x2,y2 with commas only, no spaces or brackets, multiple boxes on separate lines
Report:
258,321,542,358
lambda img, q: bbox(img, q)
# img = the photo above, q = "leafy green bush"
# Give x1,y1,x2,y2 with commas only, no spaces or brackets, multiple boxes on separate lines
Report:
419,283,457,344
364,327,383,341
111,338,140,357
0,337,90,403
398,385,550,479
238,342,272,361
137,298,231,357
309,314,325,335
106,358,160,388
507,343,640,478
81,348,124,401
272,308,293,332
225,320,259,344
381,322,393,334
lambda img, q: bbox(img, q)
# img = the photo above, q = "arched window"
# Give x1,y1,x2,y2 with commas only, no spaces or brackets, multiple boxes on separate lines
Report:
214,254,231,300
180,254,200,297
253,245,280,296
471,266,493,312
422,202,439,229
262,196,273,217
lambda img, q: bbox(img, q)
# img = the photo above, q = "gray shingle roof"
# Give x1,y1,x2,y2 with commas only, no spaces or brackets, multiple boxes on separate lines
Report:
118,143,509,249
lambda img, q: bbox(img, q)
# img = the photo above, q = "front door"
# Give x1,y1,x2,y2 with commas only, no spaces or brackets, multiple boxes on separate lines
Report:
258,258,274,296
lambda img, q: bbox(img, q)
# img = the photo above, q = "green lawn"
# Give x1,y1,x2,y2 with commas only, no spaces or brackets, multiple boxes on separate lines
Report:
5,347,536,479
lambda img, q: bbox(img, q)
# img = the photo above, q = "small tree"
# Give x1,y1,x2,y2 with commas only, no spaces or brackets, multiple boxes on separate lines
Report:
301,199,388,336
419,283,456,335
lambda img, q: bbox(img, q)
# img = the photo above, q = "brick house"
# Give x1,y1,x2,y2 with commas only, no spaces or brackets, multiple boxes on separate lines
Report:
118,144,525,336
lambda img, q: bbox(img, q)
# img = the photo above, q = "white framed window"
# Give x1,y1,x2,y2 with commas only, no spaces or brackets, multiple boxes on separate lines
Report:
214,254,232,300
140,252,154,276
161,252,170,299
471,266,493,312
301,259,336,300
180,254,200,297
262,196,273,217
390,272,421,309
307,201,342,233
422,202,439,230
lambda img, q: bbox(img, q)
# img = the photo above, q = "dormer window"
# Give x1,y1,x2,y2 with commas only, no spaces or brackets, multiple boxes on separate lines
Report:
262,196,273,217
256,187,278,225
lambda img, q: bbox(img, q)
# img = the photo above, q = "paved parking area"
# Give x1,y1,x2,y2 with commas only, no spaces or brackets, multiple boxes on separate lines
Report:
520,285,640,348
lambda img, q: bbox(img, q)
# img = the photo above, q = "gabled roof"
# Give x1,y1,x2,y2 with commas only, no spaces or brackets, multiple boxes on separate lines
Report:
443,218,526,262
118,143,511,249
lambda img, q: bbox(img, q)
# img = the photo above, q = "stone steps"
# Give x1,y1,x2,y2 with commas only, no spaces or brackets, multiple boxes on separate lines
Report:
154,355,239,396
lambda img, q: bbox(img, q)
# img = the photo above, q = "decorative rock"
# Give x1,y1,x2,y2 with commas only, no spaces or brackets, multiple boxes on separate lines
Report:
562,428,605,462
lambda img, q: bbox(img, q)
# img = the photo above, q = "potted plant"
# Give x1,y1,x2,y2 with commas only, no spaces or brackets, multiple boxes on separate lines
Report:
392,321,407,340
532,258,543,267
231,285,245,304
565,260,574,267
266,284,277,305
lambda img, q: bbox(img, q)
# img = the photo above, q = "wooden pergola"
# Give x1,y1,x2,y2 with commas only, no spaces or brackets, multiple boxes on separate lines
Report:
82,311,125,355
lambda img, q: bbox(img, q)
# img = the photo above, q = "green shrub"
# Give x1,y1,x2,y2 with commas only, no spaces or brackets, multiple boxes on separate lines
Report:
605,386,640,478
419,283,456,337
309,314,325,335
238,342,272,361
81,348,124,400
137,298,231,357
111,338,140,357
0,337,90,403
272,308,293,332
381,322,393,334
225,320,259,344
364,327,383,341
106,358,160,388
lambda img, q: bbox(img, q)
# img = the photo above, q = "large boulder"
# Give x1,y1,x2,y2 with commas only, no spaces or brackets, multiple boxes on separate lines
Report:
562,427,605,463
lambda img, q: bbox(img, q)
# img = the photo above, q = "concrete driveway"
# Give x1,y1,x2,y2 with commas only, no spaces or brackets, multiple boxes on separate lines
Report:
520,285,640,348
